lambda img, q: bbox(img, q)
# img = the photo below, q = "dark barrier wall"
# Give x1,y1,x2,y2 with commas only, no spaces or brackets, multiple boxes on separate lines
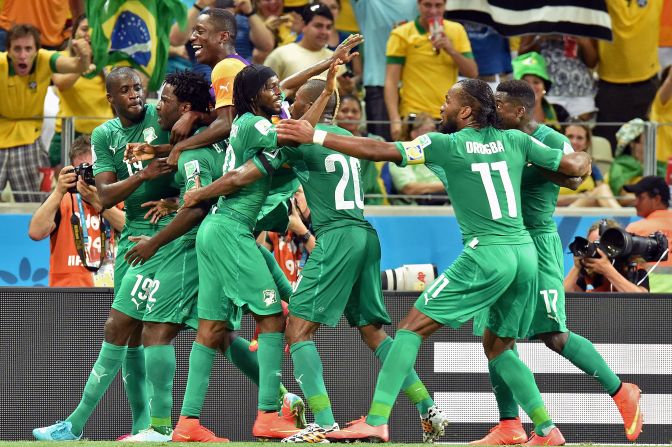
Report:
1,288,670,443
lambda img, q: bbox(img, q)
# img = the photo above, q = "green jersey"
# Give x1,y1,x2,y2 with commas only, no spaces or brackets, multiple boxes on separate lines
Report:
92,104,178,226
521,124,574,235
395,127,562,245
175,129,227,240
215,112,276,229
254,124,372,237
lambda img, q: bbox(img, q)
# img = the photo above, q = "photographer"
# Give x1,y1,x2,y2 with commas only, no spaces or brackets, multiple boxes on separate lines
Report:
28,135,125,287
564,219,649,293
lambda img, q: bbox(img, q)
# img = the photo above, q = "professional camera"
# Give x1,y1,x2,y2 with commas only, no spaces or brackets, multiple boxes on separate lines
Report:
382,264,438,292
67,162,95,194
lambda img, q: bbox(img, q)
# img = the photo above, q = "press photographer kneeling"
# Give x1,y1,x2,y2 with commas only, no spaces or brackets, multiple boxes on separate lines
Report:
564,219,668,293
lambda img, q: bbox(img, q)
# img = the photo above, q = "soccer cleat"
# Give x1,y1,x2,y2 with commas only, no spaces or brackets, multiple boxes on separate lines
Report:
613,382,643,441
421,404,449,443
33,421,82,441
280,392,308,429
281,422,339,443
115,434,132,441
172,416,229,442
523,427,565,446
253,410,303,440
126,427,173,442
326,416,389,443
470,418,528,445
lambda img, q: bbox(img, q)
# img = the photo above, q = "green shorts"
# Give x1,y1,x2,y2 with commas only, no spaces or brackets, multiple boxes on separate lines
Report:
526,232,568,338
113,222,175,320
142,238,199,330
196,214,282,324
290,226,391,327
257,243,293,301
422,243,538,339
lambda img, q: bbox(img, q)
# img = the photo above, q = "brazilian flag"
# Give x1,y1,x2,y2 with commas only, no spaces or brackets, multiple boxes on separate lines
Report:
86,0,187,91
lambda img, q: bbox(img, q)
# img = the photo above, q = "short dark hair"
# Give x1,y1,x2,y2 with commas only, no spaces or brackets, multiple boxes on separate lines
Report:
457,78,499,128
496,80,536,112
164,70,211,114
69,135,92,162
203,8,237,39
302,3,334,24
7,24,41,50
298,78,339,119
105,66,141,93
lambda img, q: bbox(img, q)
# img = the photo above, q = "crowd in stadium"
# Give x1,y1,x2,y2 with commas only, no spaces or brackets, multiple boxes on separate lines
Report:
1,0,671,444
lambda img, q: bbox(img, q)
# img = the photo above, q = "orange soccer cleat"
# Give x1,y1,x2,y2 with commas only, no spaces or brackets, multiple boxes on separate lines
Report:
172,416,229,442
613,382,643,441
470,418,528,445
326,416,389,443
523,427,565,446
252,410,303,440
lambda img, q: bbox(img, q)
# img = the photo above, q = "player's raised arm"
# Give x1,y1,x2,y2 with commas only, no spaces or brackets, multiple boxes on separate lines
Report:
558,151,592,178
276,119,402,163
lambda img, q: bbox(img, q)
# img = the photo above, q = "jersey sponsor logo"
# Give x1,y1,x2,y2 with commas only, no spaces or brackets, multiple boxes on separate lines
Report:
254,119,273,136
143,127,158,144
465,140,505,155
263,148,280,159
401,134,430,163
108,145,117,155
184,160,202,190
263,289,277,306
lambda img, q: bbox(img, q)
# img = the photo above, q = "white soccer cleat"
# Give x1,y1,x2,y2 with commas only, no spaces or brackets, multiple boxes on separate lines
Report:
281,422,339,443
125,427,173,442
421,405,449,443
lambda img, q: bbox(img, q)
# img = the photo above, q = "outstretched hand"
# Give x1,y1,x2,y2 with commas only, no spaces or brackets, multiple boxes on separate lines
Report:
325,58,341,96
276,119,315,145
333,34,363,65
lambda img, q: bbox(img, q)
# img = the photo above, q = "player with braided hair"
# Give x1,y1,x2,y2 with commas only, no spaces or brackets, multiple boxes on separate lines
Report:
275,78,592,444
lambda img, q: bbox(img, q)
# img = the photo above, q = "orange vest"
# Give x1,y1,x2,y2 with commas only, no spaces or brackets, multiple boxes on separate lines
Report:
267,231,304,286
49,193,116,287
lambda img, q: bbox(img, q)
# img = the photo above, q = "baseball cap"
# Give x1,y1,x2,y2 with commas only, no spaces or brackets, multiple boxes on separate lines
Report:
623,176,671,203
511,52,552,92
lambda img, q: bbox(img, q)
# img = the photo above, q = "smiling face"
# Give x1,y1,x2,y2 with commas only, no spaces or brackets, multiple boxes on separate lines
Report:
9,35,38,76
438,85,465,133
565,125,589,152
302,15,332,50
256,0,283,17
190,15,229,67
107,73,145,122
73,18,90,44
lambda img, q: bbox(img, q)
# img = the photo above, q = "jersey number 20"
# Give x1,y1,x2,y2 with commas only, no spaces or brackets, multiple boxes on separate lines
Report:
471,161,517,220
325,154,364,210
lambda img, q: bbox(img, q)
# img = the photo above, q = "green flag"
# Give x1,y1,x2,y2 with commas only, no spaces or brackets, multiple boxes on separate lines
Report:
86,0,187,91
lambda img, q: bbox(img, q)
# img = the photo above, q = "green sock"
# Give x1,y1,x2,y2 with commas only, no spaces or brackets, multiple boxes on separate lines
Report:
290,341,335,427
367,330,422,426
490,350,553,436
181,342,216,417
66,342,127,436
562,332,621,395
144,345,175,429
123,346,150,434
257,332,284,411
489,344,519,419
374,336,434,415
225,336,289,408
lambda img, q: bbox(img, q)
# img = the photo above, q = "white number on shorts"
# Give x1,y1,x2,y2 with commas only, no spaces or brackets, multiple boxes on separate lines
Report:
540,289,559,321
423,273,449,305
471,161,517,220
324,154,365,210
146,280,161,312
130,274,155,310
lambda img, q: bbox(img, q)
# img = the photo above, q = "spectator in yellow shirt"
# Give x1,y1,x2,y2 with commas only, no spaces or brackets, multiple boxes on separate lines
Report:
0,23,92,202
651,64,672,164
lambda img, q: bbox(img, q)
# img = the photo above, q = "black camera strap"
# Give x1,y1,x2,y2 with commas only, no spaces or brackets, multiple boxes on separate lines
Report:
70,193,110,273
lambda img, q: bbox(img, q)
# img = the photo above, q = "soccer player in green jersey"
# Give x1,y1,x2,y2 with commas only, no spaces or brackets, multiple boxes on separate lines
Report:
468,80,643,445
275,78,591,445
183,77,449,444
33,67,178,441
121,69,305,442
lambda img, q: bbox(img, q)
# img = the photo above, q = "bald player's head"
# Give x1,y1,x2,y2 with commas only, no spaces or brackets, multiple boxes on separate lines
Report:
105,67,145,122
290,78,338,122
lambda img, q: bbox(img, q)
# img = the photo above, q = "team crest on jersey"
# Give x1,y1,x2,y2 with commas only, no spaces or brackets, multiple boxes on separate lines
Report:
184,160,202,190
401,134,430,163
262,289,277,306
143,127,158,144
254,119,273,136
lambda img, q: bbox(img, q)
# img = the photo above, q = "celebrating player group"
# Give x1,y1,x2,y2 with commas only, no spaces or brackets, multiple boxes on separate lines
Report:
32,8,642,446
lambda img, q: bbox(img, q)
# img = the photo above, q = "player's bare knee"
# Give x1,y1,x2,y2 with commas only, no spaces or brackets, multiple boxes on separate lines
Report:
142,322,179,346
357,324,386,351
103,315,136,345
196,321,229,348
285,316,317,345
539,331,568,354
255,312,285,333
